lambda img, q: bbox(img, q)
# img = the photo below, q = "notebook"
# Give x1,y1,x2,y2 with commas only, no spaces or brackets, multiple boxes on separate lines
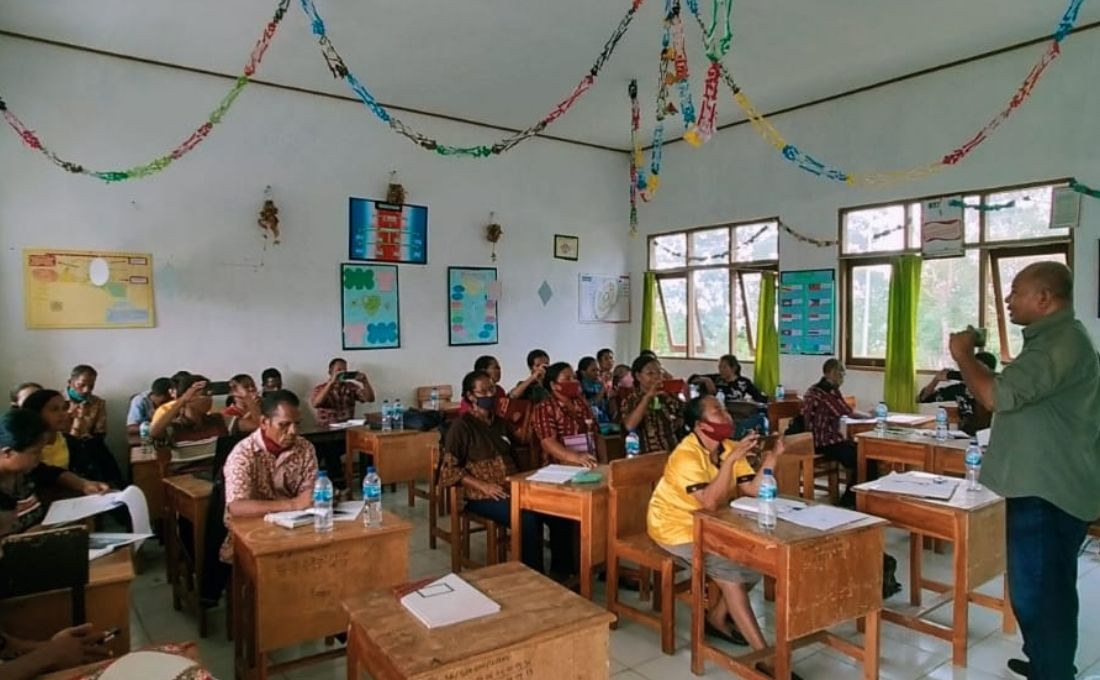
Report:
399,573,501,629
263,511,315,529
333,501,365,522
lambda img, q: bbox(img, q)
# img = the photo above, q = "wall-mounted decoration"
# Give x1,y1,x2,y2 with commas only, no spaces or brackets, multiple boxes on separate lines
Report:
485,213,503,262
554,234,579,261
385,170,407,205
348,197,428,265
448,267,499,346
1051,186,1081,229
257,185,280,244
538,281,554,306
779,269,835,356
921,196,964,259
341,263,400,350
578,274,630,323
24,249,155,329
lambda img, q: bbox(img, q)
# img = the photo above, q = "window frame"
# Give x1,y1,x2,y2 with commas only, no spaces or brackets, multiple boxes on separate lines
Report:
647,219,780,360
838,178,1075,370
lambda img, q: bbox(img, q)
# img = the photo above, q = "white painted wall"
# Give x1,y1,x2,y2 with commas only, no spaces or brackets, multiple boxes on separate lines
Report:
0,38,633,459
630,30,1100,411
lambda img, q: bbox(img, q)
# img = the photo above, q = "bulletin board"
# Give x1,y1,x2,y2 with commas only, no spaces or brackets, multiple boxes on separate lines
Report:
779,269,835,355
23,249,155,329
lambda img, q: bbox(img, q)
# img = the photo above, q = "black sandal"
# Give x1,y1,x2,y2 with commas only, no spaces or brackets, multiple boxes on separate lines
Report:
704,620,749,646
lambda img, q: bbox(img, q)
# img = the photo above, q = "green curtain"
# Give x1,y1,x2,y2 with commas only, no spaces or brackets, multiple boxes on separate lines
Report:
753,271,779,397
884,255,922,412
640,271,657,352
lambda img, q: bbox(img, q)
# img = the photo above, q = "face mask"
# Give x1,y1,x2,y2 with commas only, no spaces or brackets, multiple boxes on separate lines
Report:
698,418,733,442
557,381,581,399
67,387,86,403
474,396,497,412
619,374,634,390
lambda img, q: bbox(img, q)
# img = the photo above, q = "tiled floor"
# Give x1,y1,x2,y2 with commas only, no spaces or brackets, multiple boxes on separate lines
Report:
128,493,1100,679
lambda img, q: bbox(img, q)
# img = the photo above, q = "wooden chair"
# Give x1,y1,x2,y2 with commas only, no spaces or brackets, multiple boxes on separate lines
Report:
415,385,454,410
0,526,89,625
427,445,453,550
448,483,507,573
773,433,813,497
606,452,690,655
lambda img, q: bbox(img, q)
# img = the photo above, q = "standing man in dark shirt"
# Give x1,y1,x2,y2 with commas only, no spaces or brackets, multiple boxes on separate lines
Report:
917,351,997,435
949,262,1100,680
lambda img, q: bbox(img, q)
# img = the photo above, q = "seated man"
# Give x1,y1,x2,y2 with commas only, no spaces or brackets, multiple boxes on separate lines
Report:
310,358,374,425
917,352,997,435
220,390,318,562
149,375,228,469
65,365,107,440
513,349,550,403
223,374,261,435
126,377,173,442
648,396,799,679
260,367,283,396
802,359,872,507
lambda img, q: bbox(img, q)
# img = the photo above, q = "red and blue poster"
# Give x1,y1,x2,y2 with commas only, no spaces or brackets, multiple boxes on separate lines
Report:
348,197,428,265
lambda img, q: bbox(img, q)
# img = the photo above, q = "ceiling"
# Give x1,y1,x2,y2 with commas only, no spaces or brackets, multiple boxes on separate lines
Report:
1,0,1095,151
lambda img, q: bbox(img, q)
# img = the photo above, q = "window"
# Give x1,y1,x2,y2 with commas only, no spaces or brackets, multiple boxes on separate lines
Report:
840,181,1073,369
648,221,779,359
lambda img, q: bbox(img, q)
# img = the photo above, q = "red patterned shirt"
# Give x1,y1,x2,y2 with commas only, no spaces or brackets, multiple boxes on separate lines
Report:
530,395,592,465
801,378,853,449
310,381,366,425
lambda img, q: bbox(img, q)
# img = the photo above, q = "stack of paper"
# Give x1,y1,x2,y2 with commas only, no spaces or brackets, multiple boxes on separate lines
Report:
170,436,218,463
399,573,501,629
730,497,808,516
889,414,931,425
860,471,959,500
527,465,584,484
327,419,365,430
780,505,871,531
43,485,152,535
333,501,365,522
263,511,315,529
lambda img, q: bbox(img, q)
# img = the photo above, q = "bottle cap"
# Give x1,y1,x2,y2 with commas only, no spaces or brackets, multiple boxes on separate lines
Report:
367,466,376,473
764,468,774,475
317,470,328,477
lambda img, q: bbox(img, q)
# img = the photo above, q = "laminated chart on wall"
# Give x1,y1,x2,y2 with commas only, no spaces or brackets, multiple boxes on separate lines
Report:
578,274,630,323
341,263,400,350
23,249,155,329
348,198,428,265
448,267,500,346
779,269,834,355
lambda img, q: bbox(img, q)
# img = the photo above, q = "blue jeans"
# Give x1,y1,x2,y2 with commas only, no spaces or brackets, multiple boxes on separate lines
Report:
1006,496,1089,680
463,498,576,575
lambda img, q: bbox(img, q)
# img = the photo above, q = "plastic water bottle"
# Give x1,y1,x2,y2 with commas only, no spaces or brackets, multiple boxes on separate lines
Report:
689,383,700,400
935,407,949,442
362,466,382,527
312,470,334,533
757,469,778,530
964,439,983,492
138,421,152,454
757,405,770,436
429,387,440,411
392,399,404,431
625,431,641,458
381,399,392,431
776,384,785,401
874,402,889,435
715,390,725,405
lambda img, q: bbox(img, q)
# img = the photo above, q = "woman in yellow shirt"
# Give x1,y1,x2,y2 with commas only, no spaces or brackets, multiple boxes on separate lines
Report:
648,395,797,679
20,390,121,487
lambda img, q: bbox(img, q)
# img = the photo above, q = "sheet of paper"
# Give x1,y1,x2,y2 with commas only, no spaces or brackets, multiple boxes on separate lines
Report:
527,465,583,485
729,497,808,515
888,414,931,425
327,419,365,430
976,428,991,447
399,572,501,629
779,505,871,531
43,492,122,526
333,501,365,521
88,532,154,560
864,472,959,500
115,485,152,535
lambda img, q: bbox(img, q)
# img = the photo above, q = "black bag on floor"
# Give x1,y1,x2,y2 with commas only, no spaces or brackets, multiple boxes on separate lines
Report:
883,553,902,599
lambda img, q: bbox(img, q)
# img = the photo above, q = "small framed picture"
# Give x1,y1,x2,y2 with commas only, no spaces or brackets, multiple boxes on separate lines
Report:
554,234,579,261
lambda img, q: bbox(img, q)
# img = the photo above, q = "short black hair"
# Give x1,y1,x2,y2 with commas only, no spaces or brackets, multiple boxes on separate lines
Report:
975,352,998,371
473,355,497,372
150,377,173,396
70,364,97,380
9,382,42,404
631,354,659,377
822,358,842,374
261,368,281,382
230,373,254,386
526,349,549,370
462,371,492,398
0,409,49,452
177,374,209,394
578,356,597,374
683,396,711,430
171,371,192,394
719,354,741,374
639,349,658,360
20,389,62,414
260,389,300,417
597,348,614,361
543,362,572,387
328,357,346,371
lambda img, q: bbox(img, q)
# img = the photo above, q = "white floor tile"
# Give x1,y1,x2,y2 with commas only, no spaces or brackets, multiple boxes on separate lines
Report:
610,620,666,668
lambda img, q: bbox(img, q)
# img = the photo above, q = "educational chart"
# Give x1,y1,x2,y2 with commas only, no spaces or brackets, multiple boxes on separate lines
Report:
348,198,428,265
448,267,500,346
341,264,400,350
921,196,965,259
578,274,630,323
779,269,834,355
23,249,155,329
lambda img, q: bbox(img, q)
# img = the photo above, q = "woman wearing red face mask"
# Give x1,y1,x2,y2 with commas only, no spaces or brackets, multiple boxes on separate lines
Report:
620,354,685,454
647,396,799,680
529,362,598,469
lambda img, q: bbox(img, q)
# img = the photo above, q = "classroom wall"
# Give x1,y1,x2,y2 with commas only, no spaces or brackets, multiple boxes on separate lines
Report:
0,37,634,459
630,29,1100,411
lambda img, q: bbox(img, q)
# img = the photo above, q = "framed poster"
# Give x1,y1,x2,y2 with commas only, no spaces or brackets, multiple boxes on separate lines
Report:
578,274,630,323
23,249,155,329
779,269,835,356
348,197,428,265
448,267,500,346
340,263,400,350
553,234,579,261
921,196,964,259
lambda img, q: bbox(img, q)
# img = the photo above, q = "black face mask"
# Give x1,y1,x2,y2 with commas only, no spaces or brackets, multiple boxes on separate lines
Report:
474,396,497,412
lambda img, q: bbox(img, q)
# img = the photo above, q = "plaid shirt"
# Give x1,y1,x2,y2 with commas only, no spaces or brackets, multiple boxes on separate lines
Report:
68,395,107,439
310,381,366,425
530,395,592,465
802,378,853,449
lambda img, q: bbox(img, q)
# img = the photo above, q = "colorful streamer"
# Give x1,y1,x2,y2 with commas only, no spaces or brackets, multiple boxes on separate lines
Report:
299,0,645,158
947,198,1017,211
0,0,290,182
629,80,641,235
1068,178,1100,199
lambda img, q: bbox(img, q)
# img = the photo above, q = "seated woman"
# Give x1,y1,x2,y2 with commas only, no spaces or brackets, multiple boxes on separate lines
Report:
619,354,685,454
149,374,228,469
8,383,41,408
440,371,572,574
577,356,609,421
0,409,108,539
21,390,122,488
647,396,798,679
530,362,598,469
223,373,261,435
693,354,767,406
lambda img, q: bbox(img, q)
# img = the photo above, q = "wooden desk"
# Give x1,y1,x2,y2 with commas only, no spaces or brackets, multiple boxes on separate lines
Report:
595,433,624,463
767,397,803,435
230,513,412,680
855,483,1014,667
855,431,969,483
345,562,615,680
131,446,165,528
845,414,935,440
162,474,213,635
509,467,608,600
692,505,886,679
0,550,133,657
345,429,438,505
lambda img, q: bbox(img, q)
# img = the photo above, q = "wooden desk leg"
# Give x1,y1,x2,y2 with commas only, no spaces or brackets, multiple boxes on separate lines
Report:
1002,579,1017,634
863,610,880,680
346,626,359,680
774,552,791,680
406,481,415,507
194,505,208,638
509,482,522,569
690,523,706,676
800,457,814,501
856,441,868,484
232,563,244,680
909,532,923,607
579,496,593,600
165,502,181,611
951,523,970,668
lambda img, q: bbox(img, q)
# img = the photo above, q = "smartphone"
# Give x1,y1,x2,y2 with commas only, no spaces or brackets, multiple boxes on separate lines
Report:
662,379,685,396
338,371,359,382
99,627,121,644
204,380,231,396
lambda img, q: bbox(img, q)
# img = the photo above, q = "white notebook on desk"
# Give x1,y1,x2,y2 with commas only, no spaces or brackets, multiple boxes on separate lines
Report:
400,573,501,629
779,505,871,531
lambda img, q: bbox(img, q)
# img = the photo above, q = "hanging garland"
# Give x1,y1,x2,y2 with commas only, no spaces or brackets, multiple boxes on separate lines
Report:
1068,178,1100,199
0,0,290,182
637,0,679,201
629,80,641,235
299,0,645,158
684,0,731,147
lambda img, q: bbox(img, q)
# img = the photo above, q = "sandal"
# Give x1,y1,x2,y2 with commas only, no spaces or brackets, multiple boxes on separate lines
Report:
704,620,749,646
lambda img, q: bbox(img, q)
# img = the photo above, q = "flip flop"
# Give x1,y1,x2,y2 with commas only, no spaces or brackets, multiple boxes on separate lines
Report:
704,620,749,646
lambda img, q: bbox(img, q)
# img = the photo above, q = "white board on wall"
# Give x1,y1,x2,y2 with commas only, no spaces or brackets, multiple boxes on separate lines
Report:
579,274,630,323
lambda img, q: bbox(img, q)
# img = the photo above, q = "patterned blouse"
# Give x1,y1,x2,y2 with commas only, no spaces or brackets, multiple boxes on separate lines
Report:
311,381,367,425
221,429,319,561
0,463,66,538
439,413,518,501
68,395,107,439
530,394,592,465
618,388,685,454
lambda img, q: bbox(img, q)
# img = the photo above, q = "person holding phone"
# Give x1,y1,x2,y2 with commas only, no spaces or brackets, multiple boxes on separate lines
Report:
310,358,375,426
513,349,550,404
529,362,598,468
917,351,997,435
223,374,262,435
619,354,685,454
0,624,109,679
149,374,228,469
